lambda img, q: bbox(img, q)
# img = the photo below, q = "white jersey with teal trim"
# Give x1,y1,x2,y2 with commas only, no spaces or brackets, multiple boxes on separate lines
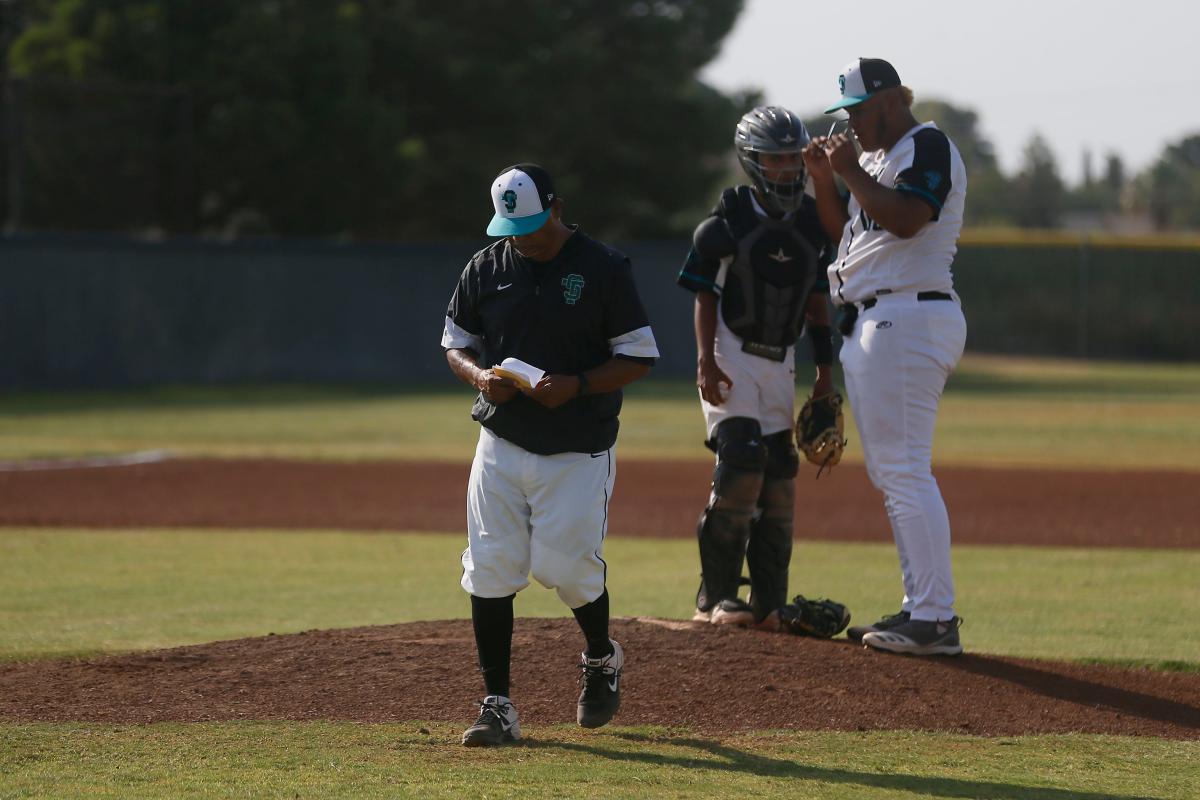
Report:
829,122,966,305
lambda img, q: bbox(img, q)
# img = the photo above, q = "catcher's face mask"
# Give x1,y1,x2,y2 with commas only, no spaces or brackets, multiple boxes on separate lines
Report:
739,147,807,215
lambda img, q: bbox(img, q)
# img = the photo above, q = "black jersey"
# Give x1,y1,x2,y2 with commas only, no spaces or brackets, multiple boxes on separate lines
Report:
677,186,831,356
444,227,657,455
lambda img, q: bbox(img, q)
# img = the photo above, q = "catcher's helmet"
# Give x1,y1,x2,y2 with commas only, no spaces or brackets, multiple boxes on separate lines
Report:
735,106,810,215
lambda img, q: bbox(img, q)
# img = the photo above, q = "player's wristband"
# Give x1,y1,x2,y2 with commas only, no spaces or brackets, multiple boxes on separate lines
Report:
809,325,833,365
575,372,590,397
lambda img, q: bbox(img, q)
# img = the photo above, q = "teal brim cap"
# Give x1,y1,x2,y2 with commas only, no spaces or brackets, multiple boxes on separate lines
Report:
487,208,550,237
824,95,868,114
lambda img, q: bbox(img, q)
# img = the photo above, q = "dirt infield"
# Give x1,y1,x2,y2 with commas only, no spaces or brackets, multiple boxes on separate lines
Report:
2,618,1198,739
2,456,1198,737
2,458,1197,548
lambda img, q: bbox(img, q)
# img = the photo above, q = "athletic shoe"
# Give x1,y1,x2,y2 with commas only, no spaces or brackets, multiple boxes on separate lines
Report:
577,639,624,729
708,598,755,627
862,617,963,656
461,695,521,746
846,610,910,643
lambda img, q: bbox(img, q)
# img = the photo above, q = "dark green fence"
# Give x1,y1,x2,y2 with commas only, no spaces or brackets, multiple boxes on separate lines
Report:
2,234,1197,389
953,242,1200,360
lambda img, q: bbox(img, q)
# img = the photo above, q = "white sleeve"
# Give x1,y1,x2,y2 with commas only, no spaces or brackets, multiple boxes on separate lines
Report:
441,316,484,352
609,325,659,359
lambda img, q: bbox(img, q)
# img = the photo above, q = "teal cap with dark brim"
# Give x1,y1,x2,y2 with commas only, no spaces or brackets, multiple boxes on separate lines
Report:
824,95,869,114
487,208,551,237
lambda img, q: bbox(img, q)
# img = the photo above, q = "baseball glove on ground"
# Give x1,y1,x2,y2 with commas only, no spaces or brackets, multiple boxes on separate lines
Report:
777,595,851,639
795,392,848,472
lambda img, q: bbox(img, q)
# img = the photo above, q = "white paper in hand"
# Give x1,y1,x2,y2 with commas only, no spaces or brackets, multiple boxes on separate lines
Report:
492,357,545,390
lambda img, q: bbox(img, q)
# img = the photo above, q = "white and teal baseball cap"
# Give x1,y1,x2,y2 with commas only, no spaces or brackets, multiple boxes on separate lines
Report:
486,163,556,236
824,58,902,114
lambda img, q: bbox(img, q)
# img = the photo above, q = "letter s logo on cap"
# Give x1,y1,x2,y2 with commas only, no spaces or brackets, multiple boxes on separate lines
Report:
838,74,846,95
502,190,517,213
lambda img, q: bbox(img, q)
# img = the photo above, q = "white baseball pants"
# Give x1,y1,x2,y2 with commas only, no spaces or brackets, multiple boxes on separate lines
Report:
701,315,797,439
839,293,967,622
461,427,615,609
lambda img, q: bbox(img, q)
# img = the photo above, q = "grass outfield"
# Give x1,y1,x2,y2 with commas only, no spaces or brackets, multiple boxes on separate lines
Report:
3,530,1197,669
1,354,1199,468
3,723,1197,799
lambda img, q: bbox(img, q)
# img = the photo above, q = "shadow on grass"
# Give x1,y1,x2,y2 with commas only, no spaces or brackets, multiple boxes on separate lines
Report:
529,732,1154,800
947,655,1200,733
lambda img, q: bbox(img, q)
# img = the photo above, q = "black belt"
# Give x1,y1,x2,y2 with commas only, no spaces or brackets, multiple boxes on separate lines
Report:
860,290,953,310
741,340,787,362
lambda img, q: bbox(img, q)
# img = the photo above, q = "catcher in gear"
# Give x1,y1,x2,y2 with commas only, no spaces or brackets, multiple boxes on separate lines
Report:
676,105,851,637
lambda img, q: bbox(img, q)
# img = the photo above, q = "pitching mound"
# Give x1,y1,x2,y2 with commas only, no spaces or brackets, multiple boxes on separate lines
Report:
3,618,1198,739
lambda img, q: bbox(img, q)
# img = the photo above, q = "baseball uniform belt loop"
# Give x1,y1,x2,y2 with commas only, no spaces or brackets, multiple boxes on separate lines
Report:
838,291,954,337
859,290,954,311
740,340,787,362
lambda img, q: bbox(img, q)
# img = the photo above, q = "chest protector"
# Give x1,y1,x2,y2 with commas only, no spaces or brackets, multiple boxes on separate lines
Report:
718,186,822,351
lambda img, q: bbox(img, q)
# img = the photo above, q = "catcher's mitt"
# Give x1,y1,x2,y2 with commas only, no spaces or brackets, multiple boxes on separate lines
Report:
777,595,851,639
795,391,847,473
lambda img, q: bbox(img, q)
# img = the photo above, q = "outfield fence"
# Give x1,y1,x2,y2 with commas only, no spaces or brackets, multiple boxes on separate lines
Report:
1,233,1197,389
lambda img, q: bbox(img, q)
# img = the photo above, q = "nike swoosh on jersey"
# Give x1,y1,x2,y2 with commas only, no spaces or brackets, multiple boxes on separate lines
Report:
497,283,513,290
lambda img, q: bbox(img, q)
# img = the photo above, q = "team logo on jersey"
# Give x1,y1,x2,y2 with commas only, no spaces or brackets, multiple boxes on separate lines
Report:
876,321,892,329
768,247,792,263
924,171,942,190
561,273,585,305
502,189,518,213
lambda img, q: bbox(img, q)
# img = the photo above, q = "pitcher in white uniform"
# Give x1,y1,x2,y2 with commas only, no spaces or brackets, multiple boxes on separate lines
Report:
803,58,968,656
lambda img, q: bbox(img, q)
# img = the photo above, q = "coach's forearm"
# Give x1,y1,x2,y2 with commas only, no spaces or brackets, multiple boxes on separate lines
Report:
446,347,484,388
580,357,651,394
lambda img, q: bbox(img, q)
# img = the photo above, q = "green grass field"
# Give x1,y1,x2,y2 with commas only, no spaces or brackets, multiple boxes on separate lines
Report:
2,531,1198,669
2,354,1199,468
2,355,1198,798
3,724,1196,800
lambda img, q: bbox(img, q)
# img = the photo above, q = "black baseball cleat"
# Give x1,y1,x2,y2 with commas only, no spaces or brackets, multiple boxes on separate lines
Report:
862,617,964,656
846,610,910,642
461,695,521,746
577,639,624,729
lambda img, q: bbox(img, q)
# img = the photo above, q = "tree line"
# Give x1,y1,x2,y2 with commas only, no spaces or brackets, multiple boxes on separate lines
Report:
2,0,1197,239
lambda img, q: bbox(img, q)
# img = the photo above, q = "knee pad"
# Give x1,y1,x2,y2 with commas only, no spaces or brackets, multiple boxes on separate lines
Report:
763,430,800,480
711,417,767,471
709,417,767,511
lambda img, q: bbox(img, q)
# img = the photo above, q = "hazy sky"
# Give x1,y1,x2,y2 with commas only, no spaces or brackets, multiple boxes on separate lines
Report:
700,0,1199,185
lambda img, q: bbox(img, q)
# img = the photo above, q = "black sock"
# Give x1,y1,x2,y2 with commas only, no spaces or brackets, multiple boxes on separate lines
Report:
470,594,514,697
571,589,613,659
